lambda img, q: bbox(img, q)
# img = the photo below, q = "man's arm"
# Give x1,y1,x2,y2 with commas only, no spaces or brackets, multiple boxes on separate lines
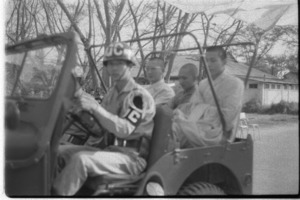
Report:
220,79,244,130
198,78,244,131
75,89,155,139
155,87,175,105
91,105,140,138
167,94,177,109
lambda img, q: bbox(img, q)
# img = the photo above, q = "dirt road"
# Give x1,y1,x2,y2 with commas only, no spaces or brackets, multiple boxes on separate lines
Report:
252,122,299,194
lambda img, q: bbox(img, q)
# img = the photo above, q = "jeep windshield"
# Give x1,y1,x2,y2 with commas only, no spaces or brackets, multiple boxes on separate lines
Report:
6,38,68,99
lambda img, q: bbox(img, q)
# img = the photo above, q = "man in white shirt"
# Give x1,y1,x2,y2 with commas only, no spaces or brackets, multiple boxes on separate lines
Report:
145,57,175,105
172,46,244,148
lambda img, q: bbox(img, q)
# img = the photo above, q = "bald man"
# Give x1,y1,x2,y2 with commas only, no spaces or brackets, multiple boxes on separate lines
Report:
172,46,244,148
168,63,198,110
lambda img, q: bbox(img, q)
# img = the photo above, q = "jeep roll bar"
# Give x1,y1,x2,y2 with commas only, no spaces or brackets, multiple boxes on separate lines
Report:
142,42,254,81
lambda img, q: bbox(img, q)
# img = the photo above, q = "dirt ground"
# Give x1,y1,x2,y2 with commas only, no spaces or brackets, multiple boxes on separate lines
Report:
237,113,299,194
251,121,299,194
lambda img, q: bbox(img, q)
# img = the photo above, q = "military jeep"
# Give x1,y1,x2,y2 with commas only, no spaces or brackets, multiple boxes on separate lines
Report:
5,31,253,196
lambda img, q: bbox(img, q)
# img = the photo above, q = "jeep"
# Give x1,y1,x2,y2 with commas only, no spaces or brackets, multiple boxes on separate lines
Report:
5,31,253,196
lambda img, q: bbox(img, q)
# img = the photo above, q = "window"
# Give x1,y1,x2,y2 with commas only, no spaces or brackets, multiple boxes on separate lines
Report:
290,85,294,90
6,45,66,99
284,85,288,89
249,84,258,89
277,84,281,89
264,84,269,89
271,84,275,89
296,85,298,90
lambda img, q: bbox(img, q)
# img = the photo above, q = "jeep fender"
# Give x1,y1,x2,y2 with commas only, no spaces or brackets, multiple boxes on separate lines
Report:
136,137,253,195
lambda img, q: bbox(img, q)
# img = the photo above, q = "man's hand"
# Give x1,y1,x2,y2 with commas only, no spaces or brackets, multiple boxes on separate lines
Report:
74,88,100,114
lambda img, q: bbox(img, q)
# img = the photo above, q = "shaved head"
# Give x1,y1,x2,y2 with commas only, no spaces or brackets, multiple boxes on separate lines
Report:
178,63,198,90
179,63,198,79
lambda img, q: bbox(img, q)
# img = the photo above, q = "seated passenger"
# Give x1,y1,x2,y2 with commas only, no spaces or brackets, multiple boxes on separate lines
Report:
52,42,155,196
145,57,175,105
168,63,198,112
172,46,244,148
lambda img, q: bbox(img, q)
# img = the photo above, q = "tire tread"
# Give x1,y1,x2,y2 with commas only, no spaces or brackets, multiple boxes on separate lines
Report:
178,182,225,195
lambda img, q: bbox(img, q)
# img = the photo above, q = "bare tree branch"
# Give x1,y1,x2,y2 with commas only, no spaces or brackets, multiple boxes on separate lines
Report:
93,0,107,31
57,0,85,42
128,0,146,77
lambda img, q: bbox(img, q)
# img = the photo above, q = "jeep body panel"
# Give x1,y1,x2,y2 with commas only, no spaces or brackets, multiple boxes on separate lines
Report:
136,136,253,195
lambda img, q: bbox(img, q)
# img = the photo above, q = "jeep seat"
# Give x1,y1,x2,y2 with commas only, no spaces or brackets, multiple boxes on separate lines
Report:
84,105,173,194
146,105,173,168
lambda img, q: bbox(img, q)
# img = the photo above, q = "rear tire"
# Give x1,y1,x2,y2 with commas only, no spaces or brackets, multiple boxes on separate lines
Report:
178,182,225,195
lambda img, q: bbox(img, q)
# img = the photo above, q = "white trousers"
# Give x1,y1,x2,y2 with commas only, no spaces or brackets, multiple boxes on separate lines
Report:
52,144,146,196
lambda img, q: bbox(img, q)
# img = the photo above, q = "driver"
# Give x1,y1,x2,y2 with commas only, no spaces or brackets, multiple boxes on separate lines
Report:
52,42,156,196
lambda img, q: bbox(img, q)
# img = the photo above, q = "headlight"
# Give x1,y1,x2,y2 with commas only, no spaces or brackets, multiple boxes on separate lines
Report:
146,182,165,196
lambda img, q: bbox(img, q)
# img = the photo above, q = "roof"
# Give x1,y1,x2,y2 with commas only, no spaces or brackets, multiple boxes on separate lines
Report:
169,54,298,85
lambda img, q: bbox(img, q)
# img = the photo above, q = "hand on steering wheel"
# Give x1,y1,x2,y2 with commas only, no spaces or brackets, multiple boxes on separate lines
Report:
62,89,104,144
74,88,100,113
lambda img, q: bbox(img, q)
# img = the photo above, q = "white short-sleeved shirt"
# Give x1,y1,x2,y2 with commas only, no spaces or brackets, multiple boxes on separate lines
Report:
145,79,175,105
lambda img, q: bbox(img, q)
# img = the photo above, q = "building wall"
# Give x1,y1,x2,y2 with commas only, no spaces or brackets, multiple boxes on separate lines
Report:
261,83,298,106
242,80,263,104
243,81,299,106
263,83,299,105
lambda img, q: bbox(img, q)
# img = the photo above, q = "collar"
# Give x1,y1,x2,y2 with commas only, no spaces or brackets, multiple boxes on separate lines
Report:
151,79,165,88
183,84,196,94
213,71,226,84
118,77,137,93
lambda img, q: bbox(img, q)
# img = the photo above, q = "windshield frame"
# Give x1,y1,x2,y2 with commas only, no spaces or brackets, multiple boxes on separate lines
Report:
5,35,71,100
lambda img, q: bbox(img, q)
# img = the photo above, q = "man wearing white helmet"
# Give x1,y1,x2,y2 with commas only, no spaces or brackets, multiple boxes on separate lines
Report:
52,42,156,196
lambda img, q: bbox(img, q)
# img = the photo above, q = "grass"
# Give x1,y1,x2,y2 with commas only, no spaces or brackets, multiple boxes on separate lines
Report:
246,113,299,128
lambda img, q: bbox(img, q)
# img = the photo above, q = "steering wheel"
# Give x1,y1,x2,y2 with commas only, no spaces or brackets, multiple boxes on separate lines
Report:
62,108,109,146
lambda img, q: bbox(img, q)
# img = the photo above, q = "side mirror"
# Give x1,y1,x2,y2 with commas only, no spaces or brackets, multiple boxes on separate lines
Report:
5,101,20,130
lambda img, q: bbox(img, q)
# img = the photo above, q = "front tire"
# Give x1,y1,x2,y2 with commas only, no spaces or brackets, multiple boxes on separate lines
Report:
178,182,225,195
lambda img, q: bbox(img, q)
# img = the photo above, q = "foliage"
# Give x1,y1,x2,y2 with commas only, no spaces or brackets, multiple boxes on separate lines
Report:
243,99,299,115
262,101,299,115
230,25,298,66
250,54,298,76
242,99,262,113
264,54,298,75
